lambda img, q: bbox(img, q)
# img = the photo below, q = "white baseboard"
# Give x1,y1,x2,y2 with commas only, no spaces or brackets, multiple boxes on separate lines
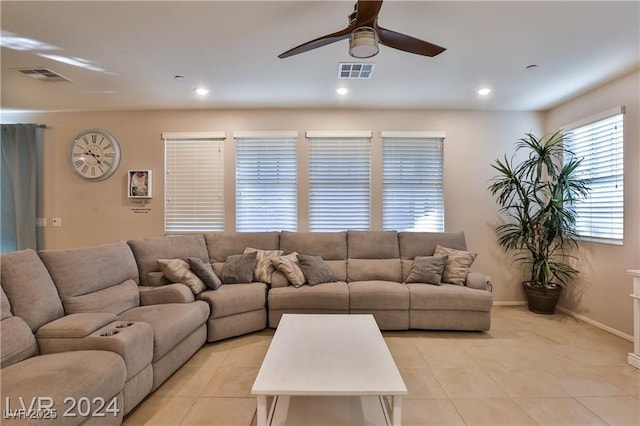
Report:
556,306,633,342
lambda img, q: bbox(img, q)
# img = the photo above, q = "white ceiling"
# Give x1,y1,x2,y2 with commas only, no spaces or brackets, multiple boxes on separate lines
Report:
1,0,639,113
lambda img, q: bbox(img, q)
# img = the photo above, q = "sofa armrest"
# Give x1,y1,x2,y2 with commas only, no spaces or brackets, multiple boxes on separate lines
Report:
139,284,195,305
36,313,118,338
466,272,491,291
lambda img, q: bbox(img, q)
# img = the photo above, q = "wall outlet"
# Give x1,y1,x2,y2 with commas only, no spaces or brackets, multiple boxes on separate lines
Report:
36,218,47,227
52,218,62,227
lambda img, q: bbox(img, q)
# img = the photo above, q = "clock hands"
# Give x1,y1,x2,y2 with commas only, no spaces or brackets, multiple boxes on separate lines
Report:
84,149,102,165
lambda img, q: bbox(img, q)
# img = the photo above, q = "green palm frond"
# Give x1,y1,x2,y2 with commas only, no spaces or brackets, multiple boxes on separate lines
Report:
488,131,591,292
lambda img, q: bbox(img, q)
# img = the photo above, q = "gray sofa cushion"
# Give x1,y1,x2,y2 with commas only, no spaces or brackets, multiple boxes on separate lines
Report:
62,279,140,315
40,242,140,314
118,301,209,361
128,234,208,286
348,281,410,310
347,230,399,258
220,252,257,284
280,232,347,281
268,281,349,311
405,255,448,285
407,283,493,311
1,249,64,331
1,286,11,320
198,283,267,319
205,232,280,262
347,258,402,282
398,231,467,259
298,254,334,285
188,258,222,290
1,350,126,425
0,316,38,367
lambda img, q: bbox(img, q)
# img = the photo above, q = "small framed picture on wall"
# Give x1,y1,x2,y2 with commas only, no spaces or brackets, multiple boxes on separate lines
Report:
128,170,152,198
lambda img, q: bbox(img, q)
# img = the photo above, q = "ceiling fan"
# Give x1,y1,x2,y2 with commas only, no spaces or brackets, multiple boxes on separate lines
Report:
278,0,446,59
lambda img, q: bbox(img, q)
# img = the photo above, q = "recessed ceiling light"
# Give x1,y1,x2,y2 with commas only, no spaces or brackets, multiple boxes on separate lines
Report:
336,87,349,95
478,87,492,96
194,87,210,96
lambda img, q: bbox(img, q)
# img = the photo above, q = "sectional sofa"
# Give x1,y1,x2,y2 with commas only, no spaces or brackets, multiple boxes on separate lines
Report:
1,230,491,424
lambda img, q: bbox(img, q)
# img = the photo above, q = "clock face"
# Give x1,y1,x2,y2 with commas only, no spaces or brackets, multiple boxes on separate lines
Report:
69,129,121,181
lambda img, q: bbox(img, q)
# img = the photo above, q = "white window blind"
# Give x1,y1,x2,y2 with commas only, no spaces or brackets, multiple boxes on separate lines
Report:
307,132,371,231
382,135,445,231
235,133,297,231
163,134,225,232
563,108,624,244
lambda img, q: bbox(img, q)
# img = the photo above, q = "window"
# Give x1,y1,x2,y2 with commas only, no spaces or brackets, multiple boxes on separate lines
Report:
382,132,445,232
307,131,371,231
163,132,225,232
563,107,624,244
235,132,298,231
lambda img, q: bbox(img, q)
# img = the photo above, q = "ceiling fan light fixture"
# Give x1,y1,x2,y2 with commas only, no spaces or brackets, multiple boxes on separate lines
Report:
349,27,379,59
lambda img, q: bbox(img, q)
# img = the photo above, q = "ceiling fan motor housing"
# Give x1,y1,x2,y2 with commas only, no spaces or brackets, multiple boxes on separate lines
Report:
349,27,379,58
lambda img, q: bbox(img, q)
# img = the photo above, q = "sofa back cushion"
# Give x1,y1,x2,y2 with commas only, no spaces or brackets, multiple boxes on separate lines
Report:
127,234,208,286
398,231,468,282
348,230,400,258
0,249,64,331
0,287,38,367
39,242,140,315
204,232,280,262
346,231,401,282
280,231,347,281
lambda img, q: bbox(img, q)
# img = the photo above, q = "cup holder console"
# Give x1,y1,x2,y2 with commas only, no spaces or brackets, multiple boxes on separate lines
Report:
115,322,134,329
99,322,135,337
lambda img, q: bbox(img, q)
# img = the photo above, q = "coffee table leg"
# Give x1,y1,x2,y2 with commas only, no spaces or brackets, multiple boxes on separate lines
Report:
256,395,267,426
392,396,402,426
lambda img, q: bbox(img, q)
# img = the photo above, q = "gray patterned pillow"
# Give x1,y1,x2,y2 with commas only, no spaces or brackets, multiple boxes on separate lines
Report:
433,245,477,285
188,257,222,290
243,247,284,284
157,258,207,295
272,252,306,287
220,252,257,284
298,254,334,286
406,255,449,285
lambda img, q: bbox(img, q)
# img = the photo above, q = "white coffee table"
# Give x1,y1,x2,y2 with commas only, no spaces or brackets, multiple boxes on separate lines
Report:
251,314,407,426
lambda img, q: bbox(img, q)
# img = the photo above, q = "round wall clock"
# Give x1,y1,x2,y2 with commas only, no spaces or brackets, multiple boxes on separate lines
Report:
69,129,121,181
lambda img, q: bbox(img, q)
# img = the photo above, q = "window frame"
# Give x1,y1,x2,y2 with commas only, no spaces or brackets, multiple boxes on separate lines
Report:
562,107,624,245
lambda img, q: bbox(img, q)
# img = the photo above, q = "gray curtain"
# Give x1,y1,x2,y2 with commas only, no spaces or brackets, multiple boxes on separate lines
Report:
1,124,43,252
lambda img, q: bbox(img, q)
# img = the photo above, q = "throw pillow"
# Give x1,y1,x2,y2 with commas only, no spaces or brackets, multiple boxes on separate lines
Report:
243,247,284,284
157,258,207,295
146,271,171,287
405,255,449,285
220,251,257,284
272,252,306,287
433,245,478,285
298,254,334,286
188,257,222,290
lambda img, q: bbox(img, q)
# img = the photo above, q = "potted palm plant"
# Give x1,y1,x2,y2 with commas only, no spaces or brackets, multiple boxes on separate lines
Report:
489,130,590,314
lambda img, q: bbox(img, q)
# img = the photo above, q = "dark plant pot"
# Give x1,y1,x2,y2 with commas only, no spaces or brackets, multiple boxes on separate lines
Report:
523,283,562,315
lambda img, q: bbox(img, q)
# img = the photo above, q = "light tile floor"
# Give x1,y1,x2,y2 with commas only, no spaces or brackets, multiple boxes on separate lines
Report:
123,306,640,425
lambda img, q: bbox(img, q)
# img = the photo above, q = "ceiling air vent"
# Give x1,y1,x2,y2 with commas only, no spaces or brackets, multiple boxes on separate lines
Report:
15,68,72,83
338,63,375,79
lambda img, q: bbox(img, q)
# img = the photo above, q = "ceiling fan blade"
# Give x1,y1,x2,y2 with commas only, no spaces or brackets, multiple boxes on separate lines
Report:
353,0,384,27
278,28,352,58
376,25,446,57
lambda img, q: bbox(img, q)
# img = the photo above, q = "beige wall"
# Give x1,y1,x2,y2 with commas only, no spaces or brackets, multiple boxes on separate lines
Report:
546,69,640,336
7,108,543,304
